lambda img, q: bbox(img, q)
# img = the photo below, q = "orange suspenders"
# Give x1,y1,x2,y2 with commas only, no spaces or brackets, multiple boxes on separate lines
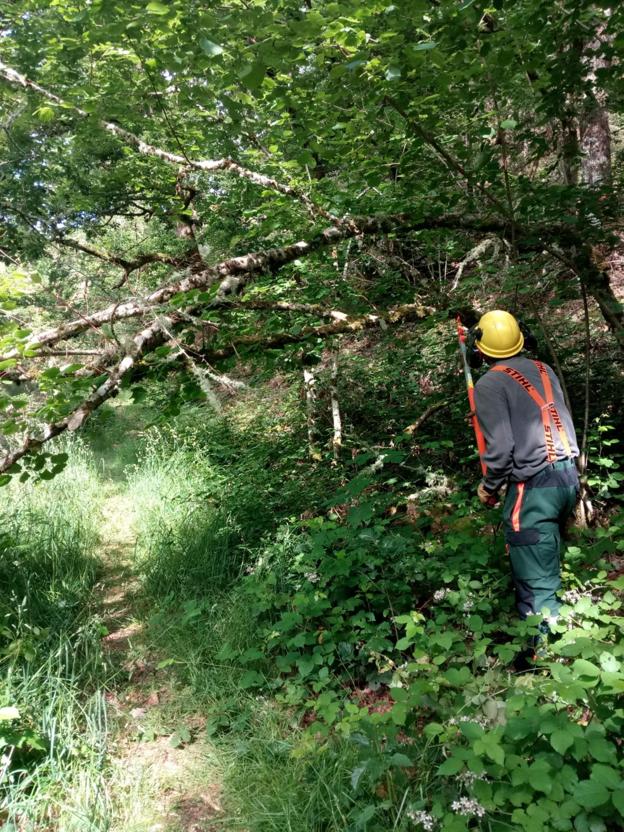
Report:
490,361,573,463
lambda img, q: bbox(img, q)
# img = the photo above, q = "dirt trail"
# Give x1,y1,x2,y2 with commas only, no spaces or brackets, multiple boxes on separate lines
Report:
97,489,224,832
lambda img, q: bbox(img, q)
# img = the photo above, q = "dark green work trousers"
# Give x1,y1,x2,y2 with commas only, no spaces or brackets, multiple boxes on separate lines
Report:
503,459,579,620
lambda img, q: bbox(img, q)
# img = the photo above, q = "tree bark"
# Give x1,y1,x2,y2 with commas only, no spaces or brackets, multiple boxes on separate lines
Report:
580,20,612,186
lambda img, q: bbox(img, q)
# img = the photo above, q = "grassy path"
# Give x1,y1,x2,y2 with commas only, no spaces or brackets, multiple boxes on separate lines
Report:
97,488,225,832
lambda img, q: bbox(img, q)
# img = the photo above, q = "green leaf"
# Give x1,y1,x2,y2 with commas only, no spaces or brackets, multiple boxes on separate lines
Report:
413,41,437,51
459,721,484,740
591,764,621,790
550,730,574,755
0,474,11,487
351,764,366,791
239,670,263,688
612,789,624,817
599,652,620,672
239,61,265,90
200,37,224,57
438,755,464,776
34,105,55,122
588,735,617,763
575,780,609,808
528,761,552,794
146,1,169,14
572,659,601,681
390,752,412,767
500,119,518,130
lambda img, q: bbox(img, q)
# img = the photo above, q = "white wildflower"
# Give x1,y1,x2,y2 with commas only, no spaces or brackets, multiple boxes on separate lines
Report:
305,571,320,584
451,797,486,818
407,809,436,830
456,770,488,787
449,714,488,728
462,594,475,613
433,588,449,602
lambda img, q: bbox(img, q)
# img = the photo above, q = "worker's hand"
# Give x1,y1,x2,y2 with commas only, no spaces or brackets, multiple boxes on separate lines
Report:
477,481,498,507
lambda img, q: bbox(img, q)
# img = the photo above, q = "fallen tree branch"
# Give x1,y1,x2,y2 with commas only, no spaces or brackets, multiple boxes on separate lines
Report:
0,302,430,473
197,302,434,363
0,318,170,474
58,238,180,273
303,367,321,460
0,212,516,362
2,210,622,368
0,59,340,225
403,401,450,435
213,298,350,320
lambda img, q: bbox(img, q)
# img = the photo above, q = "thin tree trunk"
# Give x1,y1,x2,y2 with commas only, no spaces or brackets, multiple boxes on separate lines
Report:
303,369,321,460
576,285,594,526
329,354,342,460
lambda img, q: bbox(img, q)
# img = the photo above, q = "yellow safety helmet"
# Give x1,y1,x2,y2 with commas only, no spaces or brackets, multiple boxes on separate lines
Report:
475,310,524,358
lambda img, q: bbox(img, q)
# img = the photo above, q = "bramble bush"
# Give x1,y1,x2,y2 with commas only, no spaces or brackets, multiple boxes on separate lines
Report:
217,459,624,832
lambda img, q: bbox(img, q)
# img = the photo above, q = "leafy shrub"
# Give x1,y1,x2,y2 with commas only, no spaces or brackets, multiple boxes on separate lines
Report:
219,467,624,832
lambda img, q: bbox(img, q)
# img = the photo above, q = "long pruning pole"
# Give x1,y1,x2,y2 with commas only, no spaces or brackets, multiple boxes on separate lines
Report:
456,317,488,477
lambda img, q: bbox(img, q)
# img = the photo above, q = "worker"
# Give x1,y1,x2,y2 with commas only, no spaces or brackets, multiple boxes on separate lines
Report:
472,310,579,630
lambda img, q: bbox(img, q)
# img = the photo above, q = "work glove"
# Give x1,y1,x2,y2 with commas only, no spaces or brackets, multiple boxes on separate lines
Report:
477,481,498,507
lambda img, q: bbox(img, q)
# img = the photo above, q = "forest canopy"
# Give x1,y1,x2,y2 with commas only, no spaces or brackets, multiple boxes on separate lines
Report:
0,0,622,478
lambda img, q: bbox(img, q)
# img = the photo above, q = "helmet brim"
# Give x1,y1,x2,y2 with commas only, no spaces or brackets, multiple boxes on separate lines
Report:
476,332,524,358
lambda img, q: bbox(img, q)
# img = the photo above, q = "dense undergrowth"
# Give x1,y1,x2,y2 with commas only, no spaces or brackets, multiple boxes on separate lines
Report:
1,324,623,832
131,432,624,832
119,342,624,832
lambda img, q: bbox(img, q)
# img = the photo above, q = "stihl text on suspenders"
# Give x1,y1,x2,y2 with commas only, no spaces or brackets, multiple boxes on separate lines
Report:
490,361,572,463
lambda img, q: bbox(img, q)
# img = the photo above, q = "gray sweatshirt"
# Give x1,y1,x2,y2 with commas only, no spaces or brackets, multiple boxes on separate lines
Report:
474,356,579,493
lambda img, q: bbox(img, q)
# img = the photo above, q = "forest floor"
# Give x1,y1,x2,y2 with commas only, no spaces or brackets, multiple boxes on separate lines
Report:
97,488,226,832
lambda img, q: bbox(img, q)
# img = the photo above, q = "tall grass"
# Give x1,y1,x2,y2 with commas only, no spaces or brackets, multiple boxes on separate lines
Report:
0,439,111,831
123,415,362,831
127,427,244,597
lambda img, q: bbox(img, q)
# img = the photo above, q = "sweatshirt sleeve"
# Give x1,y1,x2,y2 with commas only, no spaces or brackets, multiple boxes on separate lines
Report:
474,375,514,493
